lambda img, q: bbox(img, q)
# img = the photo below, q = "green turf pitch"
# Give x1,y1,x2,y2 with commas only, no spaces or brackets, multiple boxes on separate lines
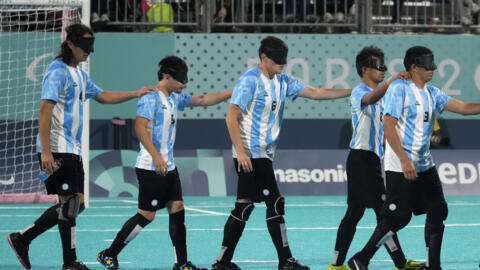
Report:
1,196,479,269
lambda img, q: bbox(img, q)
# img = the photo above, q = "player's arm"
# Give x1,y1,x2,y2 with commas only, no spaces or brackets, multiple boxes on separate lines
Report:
297,86,351,100
94,86,157,104
443,98,480,115
361,72,410,106
135,116,168,176
383,115,418,180
189,90,232,107
226,104,252,173
38,100,56,174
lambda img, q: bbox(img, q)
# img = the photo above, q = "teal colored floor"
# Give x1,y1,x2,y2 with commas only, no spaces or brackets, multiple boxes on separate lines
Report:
1,196,479,269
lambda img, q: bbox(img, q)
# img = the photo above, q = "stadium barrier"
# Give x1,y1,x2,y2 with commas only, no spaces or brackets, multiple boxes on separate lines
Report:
89,149,480,197
96,0,479,33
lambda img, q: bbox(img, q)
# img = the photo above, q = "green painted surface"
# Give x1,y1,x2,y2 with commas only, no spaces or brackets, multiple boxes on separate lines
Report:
3,33,480,120
0,196,479,269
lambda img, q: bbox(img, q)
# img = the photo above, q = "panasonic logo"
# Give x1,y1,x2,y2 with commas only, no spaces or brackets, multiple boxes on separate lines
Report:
275,165,347,183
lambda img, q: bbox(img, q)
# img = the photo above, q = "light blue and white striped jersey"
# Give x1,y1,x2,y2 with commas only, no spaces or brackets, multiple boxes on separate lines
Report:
36,59,103,155
231,67,306,160
135,90,192,171
384,79,450,173
349,83,384,158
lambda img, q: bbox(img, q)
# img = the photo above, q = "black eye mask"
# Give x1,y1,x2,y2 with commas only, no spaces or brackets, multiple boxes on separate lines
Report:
74,37,95,54
266,49,288,65
161,66,188,84
364,57,387,72
414,54,437,71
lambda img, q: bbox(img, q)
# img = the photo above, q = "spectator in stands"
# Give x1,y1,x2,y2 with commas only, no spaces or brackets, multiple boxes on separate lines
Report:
454,0,480,25
213,1,230,23
142,0,174,32
91,0,110,23
285,0,315,22
430,117,450,149
318,0,356,23
391,0,405,24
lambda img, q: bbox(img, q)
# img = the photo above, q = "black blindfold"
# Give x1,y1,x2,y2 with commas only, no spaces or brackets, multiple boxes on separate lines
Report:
73,37,95,54
266,49,288,65
414,54,437,71
161,66,188,84
364,57,387,72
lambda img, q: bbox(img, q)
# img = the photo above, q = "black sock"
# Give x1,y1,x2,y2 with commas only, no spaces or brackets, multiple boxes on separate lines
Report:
332,205,365,265
106,213,151,257
19,204,60,245
425,222,444,269
266,216,293,263
217,215,246,264
169,210,187,265
58,218,77,265
384,233,407,268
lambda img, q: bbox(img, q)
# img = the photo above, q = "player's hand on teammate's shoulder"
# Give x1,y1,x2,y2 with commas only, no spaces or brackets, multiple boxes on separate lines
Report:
386,71,410,85
136,86,158,97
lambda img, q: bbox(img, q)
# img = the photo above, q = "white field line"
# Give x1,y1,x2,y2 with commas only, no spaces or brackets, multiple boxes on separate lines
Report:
2,201,479,210
184,206,228,216
0,213,220,217
84,261,131,265
233,259,278,263
2,223,480,233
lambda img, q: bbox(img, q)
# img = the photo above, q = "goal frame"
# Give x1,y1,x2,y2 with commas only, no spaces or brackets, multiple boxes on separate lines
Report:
0,0,91,207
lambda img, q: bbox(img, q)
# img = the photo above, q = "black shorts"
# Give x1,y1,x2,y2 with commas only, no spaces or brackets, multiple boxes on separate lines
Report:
346,149,385,208
136,168,183,211
383,167,446,217
38,153,84,196
234,158,280,202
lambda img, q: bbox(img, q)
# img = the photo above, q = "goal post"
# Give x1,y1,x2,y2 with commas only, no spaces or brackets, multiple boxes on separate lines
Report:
0,0,91,206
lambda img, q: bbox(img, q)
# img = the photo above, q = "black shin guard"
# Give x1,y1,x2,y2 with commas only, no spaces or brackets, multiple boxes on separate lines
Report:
19,203,60,245
169,210,187,265
332,205,365,265
107,213,151,257
425,222,444,269
58,217,77,265
384,233,407,268
356,219,392,263
218,215,246,263
266,215,293,263
373,207,407,268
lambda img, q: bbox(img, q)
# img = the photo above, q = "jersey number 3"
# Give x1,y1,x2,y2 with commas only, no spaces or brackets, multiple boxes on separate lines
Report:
424,112,429,122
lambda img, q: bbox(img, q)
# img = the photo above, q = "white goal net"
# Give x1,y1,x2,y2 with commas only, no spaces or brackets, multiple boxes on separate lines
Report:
0,0,90,204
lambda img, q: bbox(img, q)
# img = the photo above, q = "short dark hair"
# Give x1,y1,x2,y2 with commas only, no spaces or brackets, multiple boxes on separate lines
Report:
355,46,384,77
56,23,94,64
404,46,433,71
157,56,188,81
258,36,288,60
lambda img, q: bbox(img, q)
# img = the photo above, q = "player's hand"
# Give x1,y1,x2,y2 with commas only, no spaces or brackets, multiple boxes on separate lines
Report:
386,71,410,85
400,158,418,180
41,151,56,175
136,86,158,97
237,152,253,173
153,154,168,176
